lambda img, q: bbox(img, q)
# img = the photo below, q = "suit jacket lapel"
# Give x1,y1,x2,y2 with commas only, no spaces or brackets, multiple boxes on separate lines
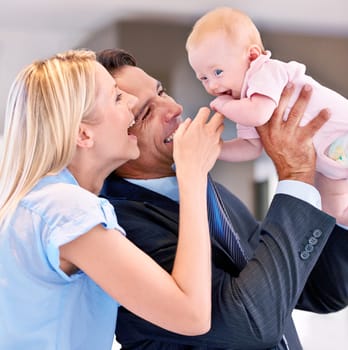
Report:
101,173,242,275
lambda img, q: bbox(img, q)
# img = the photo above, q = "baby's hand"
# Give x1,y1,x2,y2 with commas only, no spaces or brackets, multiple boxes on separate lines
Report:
210,95,234,113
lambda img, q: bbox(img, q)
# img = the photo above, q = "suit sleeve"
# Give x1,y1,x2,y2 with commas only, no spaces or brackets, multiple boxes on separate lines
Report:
296,224,348,313
114,194,337,349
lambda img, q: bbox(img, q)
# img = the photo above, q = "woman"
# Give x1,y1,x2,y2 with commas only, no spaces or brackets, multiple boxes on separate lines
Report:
0,50,224,349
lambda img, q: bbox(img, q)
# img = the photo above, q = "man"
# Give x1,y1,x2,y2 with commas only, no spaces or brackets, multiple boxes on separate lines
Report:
97,49,348,349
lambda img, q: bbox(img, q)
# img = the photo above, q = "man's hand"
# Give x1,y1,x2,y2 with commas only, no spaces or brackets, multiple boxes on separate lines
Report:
257,83,330,185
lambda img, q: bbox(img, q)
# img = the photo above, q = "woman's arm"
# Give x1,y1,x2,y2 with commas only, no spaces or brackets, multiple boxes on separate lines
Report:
60,108,224,336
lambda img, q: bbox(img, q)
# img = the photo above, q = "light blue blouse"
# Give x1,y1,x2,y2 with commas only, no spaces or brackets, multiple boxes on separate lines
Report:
0,168,125,350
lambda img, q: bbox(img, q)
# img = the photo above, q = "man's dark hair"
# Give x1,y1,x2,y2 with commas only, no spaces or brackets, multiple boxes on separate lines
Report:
96,49,137,74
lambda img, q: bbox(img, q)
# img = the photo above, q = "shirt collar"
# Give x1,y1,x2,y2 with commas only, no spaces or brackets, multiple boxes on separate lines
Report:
125,176,179,202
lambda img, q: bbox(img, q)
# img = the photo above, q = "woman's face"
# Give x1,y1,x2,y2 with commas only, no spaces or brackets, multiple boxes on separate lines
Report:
86,62,140,168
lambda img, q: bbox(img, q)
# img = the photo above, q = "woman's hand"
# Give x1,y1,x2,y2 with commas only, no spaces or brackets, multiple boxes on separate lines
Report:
173,107,224,180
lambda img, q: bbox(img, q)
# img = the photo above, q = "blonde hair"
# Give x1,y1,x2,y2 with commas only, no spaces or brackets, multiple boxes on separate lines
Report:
186,7,265,51
0,49,97,224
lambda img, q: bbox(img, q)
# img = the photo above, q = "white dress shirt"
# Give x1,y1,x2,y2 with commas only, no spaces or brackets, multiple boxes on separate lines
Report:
126,177,321,209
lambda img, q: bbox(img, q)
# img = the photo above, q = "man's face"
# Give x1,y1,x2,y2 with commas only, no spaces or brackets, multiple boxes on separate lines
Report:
114,66,183,178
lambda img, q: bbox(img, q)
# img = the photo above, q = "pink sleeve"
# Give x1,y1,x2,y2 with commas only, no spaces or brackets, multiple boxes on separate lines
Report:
245,60,289,106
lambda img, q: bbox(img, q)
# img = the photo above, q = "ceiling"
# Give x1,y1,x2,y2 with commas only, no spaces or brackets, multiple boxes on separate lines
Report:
0,0,348,131
2,0,348,34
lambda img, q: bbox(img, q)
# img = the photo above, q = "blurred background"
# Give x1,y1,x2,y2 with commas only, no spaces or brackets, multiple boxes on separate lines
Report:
1,1,347,349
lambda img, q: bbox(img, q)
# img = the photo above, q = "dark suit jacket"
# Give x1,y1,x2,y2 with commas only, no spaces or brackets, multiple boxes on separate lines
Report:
101,174,348,350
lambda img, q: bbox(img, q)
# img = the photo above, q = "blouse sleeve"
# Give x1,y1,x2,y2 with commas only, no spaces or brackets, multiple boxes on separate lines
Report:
41,183,125,280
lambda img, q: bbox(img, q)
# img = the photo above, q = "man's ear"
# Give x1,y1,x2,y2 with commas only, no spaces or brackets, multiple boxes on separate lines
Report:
77,124,94,148
248,45,262,62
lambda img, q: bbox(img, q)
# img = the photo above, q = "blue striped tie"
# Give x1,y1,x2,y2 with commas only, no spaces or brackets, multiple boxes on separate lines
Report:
207,173,248,271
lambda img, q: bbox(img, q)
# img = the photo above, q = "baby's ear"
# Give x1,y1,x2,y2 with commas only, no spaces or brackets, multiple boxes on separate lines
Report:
248,45,262,62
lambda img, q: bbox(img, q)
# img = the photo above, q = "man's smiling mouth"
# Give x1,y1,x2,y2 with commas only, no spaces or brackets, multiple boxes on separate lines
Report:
164,133,174,144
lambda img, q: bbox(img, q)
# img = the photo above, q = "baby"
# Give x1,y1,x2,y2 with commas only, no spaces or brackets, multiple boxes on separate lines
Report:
186,7,348,226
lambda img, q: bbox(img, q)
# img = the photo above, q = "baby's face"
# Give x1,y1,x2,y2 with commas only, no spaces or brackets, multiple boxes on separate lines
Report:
188,32,249,99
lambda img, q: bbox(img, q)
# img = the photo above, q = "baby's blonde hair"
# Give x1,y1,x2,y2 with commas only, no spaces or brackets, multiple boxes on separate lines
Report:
186,7,265,51
0,49,97,224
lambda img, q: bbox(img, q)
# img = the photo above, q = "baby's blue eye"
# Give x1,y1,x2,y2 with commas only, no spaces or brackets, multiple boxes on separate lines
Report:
214,69,223,77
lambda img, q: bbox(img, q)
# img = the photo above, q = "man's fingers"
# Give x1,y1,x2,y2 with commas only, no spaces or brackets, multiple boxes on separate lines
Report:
269,82,295,127
286,84,312,127
305,108,331,137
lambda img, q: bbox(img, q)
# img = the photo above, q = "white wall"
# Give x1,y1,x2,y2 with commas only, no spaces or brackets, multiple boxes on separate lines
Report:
293,308,348,350
0,29,92,134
